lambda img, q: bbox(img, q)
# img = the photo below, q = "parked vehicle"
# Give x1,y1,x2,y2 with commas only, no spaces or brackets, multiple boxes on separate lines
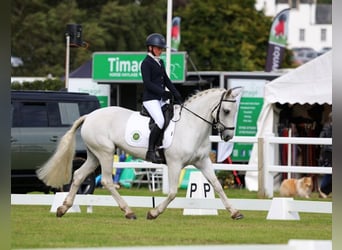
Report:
317,47,331,56
292,47,318,65
11,90,101,194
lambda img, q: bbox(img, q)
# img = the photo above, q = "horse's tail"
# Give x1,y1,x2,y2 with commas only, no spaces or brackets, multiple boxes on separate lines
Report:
36,115,87,188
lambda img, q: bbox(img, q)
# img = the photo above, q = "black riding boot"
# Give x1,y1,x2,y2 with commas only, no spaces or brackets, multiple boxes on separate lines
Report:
146,125,164,164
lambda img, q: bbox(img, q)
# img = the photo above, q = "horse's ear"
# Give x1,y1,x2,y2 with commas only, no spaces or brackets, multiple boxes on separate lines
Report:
227,87,243,99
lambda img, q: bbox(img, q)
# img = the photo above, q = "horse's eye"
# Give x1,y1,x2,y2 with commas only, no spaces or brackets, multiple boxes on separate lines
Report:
223,109,230,115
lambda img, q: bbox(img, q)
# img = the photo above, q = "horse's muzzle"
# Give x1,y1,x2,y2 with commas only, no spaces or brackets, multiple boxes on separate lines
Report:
220,129,234,142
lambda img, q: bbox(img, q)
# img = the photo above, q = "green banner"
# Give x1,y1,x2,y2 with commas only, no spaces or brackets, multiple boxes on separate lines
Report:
235,97,264,136
228,79,265,162
231,97,264,162
92,52,186,82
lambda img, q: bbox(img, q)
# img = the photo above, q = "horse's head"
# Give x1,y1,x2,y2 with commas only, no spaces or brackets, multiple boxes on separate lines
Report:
213,87,243,142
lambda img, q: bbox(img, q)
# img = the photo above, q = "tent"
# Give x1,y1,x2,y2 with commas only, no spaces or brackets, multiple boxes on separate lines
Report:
246,51,332,191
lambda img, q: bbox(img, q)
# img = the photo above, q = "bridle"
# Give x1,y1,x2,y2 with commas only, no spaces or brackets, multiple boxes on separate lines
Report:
178,91,237,134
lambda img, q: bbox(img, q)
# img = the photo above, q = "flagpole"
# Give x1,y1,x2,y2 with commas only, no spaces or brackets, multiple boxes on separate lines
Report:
161,0,172,195
165,0,172,77
65,35,70,89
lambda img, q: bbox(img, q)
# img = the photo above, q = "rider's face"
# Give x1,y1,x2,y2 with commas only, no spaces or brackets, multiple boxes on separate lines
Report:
152,46,163,56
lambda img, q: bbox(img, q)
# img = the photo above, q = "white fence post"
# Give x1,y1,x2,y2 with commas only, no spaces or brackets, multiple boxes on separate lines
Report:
264,134,275,198
257,137,265,198
162,165,169,194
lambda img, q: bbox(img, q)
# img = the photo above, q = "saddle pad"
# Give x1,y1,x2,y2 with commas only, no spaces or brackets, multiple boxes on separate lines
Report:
125,112,175,149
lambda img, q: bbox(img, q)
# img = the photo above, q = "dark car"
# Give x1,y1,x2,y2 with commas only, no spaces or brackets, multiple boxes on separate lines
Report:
11,90,101,194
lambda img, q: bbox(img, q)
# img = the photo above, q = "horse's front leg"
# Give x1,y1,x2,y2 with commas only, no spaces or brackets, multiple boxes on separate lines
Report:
197,157,244,220
147,164,181,220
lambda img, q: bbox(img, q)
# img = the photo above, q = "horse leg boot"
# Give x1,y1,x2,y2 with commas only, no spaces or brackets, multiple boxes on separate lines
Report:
145,124,164,164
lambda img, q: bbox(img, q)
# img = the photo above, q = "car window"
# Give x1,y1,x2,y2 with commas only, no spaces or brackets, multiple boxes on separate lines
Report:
78,101,99,115
46,102,61,126
11,93,100,128
13,102,49,127
306,52,316,59
58,102,80,125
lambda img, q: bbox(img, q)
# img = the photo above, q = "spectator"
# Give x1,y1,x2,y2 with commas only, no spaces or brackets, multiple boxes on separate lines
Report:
318,112,332,198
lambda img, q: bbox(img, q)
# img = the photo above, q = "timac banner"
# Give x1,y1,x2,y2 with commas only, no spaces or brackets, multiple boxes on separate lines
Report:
92,52,186,83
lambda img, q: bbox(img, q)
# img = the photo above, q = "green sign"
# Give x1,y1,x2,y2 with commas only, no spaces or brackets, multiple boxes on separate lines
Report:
231,97,264,161
228,79,266,162
92,52,186,83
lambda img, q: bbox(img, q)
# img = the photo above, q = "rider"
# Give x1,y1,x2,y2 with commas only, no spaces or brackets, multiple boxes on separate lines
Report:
141,33,183,163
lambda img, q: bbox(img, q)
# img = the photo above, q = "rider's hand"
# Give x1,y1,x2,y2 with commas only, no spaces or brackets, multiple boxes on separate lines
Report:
174,93,183,104
162,91,172,101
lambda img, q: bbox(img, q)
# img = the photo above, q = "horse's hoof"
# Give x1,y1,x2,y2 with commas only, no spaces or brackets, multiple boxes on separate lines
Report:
125,212,137,220
231,211,244,220
56,206,66,218
146,210,157,220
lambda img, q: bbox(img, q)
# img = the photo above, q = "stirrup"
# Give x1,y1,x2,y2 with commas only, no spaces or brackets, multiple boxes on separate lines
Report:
146,150,164,164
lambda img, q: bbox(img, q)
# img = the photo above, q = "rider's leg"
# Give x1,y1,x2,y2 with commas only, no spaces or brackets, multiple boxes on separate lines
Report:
143,100,165,164
146,124,164,163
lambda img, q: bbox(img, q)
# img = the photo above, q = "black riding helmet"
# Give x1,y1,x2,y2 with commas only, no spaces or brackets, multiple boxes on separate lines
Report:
145,33,167,48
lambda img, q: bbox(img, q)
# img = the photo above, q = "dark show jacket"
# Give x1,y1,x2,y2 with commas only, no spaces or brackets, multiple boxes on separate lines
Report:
141,55,180,102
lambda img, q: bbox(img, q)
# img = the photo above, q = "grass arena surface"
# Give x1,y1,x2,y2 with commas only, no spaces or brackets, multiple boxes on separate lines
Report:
11,187,331,249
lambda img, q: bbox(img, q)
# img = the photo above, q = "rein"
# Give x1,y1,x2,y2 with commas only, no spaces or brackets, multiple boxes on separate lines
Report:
180,105,213,126
176,91,237,132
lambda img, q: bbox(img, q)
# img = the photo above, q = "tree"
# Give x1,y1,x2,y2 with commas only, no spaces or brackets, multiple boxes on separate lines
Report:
11,0,88,77
11,0,167,77
11,79,64,91
175,0,287,71
11,0,293,78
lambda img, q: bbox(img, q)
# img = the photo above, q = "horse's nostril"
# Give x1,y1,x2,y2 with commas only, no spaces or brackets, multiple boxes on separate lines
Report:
222,134,231,142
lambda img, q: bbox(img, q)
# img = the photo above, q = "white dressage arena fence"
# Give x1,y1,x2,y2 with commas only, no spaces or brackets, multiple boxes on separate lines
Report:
263,136,332,197
11,193,331,221
11,135,332,220
113,135,331,198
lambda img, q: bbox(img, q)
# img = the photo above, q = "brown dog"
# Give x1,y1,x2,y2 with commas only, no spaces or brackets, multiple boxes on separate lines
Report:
279,177,313,198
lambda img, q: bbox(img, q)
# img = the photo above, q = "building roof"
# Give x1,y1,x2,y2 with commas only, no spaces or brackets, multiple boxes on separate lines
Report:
69,60,92,78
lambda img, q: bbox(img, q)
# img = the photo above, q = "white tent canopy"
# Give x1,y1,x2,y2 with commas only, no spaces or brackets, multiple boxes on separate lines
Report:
246,51,332,191
265,51,332,105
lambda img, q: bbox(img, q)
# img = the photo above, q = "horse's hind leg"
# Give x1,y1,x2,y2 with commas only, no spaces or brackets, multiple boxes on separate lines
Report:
99,152,136,220
57,151,99,217
197,157,244,220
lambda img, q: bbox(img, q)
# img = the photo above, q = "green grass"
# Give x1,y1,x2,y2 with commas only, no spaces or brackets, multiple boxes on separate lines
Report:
11,187,332,248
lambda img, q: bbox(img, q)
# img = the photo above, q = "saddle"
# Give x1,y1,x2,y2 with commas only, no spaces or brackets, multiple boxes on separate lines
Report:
140,103,174,130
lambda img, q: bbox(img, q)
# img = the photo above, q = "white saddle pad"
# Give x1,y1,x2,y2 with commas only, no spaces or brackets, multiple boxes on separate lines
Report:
125,112,175,149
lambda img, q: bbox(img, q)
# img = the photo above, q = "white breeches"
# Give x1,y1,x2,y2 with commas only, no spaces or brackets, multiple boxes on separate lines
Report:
143,99,166,129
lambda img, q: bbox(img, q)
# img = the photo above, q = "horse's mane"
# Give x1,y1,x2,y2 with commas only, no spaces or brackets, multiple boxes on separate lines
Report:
184,88,225,105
